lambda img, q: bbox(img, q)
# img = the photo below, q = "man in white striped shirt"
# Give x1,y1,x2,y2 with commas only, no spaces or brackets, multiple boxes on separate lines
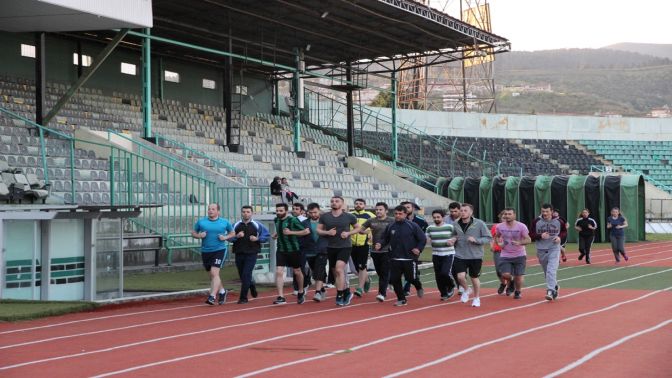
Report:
426,209,457,301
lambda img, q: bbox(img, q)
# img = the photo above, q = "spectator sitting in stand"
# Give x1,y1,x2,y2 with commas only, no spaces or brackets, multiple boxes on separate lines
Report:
281,177,300,204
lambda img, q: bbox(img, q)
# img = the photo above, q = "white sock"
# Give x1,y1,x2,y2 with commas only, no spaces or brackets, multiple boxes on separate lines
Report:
219,288,226,294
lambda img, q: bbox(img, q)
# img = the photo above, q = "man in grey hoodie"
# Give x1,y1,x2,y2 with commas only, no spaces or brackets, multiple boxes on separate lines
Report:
530,203,566,301
453,203,492,308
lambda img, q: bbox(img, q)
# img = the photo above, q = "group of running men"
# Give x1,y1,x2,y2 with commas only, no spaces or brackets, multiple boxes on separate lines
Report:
192,197,626,307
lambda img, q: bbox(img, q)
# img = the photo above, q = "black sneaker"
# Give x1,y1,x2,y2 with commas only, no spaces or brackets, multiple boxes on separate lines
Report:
446,288,455,299
553,285,559,300
513,291,522,299
297,292,305,304
237,298,248,304
497,283,506,295
250,285,258,298
217,290,228,305
506,282,515,296
394,299,408,306
545,290,554,301
205,295,216,305
273,296,287,305
342,290,353,306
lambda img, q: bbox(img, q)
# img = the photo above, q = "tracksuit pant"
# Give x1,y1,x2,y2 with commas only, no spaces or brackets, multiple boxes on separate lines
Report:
371,252,390,297
235,253,257,300
578,235,594,261
391,259,421,301
610,235,626,261
537,248,560,291
432,254,456,297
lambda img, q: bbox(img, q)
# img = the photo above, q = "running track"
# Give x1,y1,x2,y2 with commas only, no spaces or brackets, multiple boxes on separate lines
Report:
1,242,671,377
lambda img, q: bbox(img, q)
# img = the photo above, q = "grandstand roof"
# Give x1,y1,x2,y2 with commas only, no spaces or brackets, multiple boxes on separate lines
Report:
145,0,509,73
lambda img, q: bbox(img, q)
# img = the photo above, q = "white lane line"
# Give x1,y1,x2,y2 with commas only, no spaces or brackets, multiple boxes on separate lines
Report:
2,246,669,355
1,241,665,336
89,265,672,378
237,272,672,378
543,318,672,378
5,255,670,372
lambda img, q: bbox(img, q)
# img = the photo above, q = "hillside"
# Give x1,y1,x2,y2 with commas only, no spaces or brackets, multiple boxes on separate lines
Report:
494,49,672,116
602,43,672,60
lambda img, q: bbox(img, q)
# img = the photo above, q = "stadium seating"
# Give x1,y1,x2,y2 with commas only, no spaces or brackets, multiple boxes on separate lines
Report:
581,140,672,192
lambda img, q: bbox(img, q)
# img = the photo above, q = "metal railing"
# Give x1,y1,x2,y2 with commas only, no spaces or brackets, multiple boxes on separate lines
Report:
0,105,273,265
303,88,497,178
591,164,672,193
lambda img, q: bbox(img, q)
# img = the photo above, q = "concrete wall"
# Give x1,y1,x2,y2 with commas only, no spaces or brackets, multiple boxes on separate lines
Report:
369,107,672,141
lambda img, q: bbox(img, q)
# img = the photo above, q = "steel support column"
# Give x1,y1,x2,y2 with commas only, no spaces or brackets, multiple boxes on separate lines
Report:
272,79,279,115
391,71,398,162
43,29,129,125
224,30,233,146
346,66,354,157
142,28,152,139
35,32,46,126
292,48,301,153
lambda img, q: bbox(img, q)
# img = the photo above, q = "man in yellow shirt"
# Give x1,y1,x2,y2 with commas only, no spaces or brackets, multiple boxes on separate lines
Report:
351,198,375,297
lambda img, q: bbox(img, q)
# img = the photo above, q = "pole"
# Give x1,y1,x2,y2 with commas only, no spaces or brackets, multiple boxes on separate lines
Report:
142,28,152,139
391,71,398,162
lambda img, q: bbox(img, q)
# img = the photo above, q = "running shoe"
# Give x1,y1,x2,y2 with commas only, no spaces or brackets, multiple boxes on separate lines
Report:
416,289,424,298
440,295,449,301
460,290,469,303
273,296,287,305
237,298,248,304
545,290,554,301
623,254,629,261
497,283,506,295
250,284,258,298
325,283,336,289
506,282,515,296
354,288,364,298
376,294,385,302
586,258,591,264
394,299,408,306
578,252,585,261
297,292,305,305
471,297,481,307
336,296,343,306
342,290,353,306
205,295,216,305
514,291,522,299
458,286,465,295
364,277,371,293
446,288,455,299
313,291,324,302
561,255,567,262
553,285,559,300
217,289,228,305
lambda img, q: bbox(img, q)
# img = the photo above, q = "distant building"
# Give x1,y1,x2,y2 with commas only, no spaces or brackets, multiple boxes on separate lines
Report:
649,105,671,118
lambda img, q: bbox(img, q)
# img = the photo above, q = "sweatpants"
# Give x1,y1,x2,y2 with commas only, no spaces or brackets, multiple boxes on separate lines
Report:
391,259,421,301
536,248,560,291
235,253,258,300
432,254,456,297
610,235,626,261
403,258,422,293
578,235,595,261
371,252,390,297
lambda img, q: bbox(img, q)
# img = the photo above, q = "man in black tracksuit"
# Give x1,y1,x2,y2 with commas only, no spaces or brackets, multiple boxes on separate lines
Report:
378,205,427,306
231,206,271,304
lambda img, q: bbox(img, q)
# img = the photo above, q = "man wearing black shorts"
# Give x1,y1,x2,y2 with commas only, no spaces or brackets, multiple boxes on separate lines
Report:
272,203,310,305
318,196,360,306
191,203,236,305
453,203,492,308
350,198,375,297
303,203,329,302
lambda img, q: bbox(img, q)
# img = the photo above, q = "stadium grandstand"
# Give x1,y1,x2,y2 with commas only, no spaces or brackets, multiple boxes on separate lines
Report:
0,0,669,305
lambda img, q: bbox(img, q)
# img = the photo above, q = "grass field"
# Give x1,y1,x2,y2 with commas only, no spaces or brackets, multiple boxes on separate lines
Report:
0,300,98,322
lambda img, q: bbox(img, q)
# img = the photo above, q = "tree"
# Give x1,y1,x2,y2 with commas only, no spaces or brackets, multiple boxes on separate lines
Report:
370,91,392,107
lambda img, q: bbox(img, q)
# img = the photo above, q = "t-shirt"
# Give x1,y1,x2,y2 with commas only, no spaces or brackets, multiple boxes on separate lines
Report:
495,221,529,258
351,210,375,246
193,217,233,253
607,216,626,237
319,211,358,248
426,223,456,256
362,216,395,253
491,224,502,253
575,217,597,237
274,215,305,253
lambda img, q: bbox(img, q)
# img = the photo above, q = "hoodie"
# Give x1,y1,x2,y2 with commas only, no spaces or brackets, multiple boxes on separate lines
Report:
454,217,492,260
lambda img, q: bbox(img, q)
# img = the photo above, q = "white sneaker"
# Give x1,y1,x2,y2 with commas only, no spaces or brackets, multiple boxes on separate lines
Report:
325,283,335,289
458,286,465,295
460,291,469,303
471,297,481,307
313,291,324,302
375,294,385,302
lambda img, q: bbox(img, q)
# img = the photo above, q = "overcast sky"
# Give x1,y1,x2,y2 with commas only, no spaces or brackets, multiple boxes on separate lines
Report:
432,0,672,51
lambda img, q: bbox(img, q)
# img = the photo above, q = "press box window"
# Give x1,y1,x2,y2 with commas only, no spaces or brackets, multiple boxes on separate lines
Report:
120,62,137,76
73,53,92,67
21,44,36,58
202,79,216,89
164,70,180,83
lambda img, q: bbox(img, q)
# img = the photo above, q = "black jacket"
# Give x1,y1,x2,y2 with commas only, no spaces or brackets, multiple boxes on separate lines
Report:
382,220,427,260
231,220,270,254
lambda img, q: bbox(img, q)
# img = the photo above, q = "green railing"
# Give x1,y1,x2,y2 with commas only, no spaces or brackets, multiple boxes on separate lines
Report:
0,105,273,265
303,88,497,178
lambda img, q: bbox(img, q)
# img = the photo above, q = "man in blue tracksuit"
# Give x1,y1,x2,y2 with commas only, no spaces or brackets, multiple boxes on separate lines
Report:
378,205,427,306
